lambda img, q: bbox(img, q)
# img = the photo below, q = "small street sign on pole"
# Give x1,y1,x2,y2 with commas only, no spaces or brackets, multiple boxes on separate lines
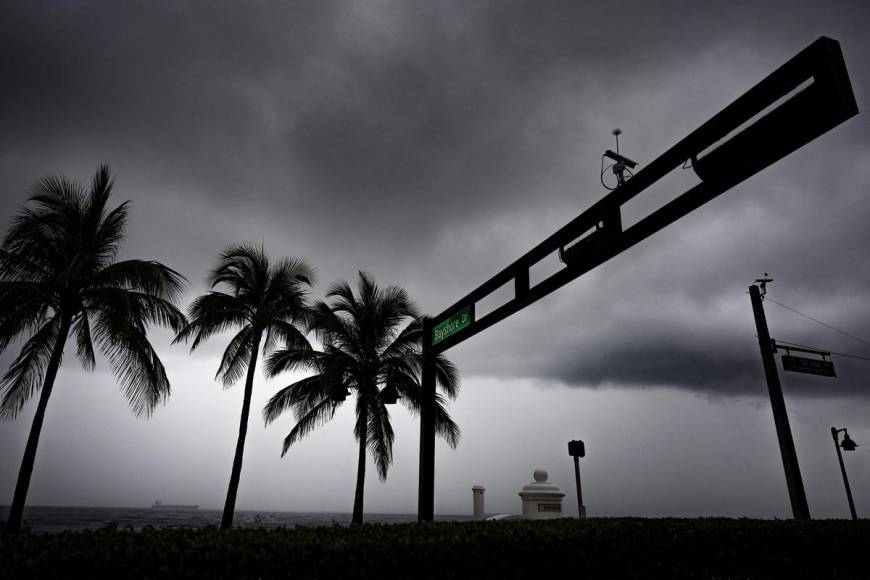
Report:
781,355,836,377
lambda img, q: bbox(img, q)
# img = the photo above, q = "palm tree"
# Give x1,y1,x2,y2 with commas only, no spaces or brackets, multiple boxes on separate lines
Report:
174,244,314,530
263,271,460,525
0,165,187,532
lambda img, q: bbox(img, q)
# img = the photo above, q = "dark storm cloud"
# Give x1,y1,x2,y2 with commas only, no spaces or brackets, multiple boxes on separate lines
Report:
2,0,870,398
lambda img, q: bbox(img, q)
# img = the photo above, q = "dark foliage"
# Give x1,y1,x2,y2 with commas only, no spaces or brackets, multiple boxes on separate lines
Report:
173,244,314,530
263,272,460,523
1,518,868,579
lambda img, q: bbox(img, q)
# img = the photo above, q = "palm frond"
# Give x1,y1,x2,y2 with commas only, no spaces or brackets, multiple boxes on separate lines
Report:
0,318,60,420
85,288,187,335
0,249,52,282
209,243,269,297
434,353,460,400
367,400,394,481
173,292,250,350
324,278,359,318
93,309,170,418
379,317,422,359
280,397,336,456
372,285,418,351
268,319,311,351
0,293,51,352
90,202,127,265
263,374,328,425
264,345,320,377
86,164,114,221
216,326,254,386
72,313,95,371
313,303,360,357
90,259,186,300
433,392,460,448
3,174,85,251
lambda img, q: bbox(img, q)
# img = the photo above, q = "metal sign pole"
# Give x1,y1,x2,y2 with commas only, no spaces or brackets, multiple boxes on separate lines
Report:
418,317,436,521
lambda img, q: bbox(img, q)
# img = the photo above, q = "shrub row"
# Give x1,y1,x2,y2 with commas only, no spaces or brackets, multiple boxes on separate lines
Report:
2,518,868,579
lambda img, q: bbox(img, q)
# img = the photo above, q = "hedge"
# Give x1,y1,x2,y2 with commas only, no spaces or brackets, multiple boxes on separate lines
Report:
1,518,868,579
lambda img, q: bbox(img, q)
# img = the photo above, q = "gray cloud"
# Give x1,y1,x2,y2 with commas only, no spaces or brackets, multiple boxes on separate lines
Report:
2,1,870,517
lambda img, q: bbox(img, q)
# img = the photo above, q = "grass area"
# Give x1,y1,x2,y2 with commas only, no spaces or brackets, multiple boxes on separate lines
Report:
2,517,868,579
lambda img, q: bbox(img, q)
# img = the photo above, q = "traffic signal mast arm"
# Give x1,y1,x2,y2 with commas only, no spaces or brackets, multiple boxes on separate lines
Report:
428,36,857,355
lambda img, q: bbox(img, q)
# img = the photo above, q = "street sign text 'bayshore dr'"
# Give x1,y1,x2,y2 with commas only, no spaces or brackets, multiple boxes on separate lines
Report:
432,305,473,345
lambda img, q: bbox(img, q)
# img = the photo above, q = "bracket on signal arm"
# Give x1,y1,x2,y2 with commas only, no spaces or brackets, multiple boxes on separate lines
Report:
428,36,858,356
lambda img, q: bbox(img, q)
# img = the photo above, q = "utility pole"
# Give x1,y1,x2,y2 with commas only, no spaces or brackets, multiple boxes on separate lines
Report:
749,281,810,520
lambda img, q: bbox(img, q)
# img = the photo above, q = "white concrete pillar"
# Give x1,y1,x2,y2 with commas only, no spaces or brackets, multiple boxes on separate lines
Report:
518,469,565,519
472,485,485,519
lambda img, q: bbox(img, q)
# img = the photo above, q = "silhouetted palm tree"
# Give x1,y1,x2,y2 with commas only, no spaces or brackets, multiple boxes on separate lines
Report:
174,245,313,530
263,271,460,525
0,165,187,532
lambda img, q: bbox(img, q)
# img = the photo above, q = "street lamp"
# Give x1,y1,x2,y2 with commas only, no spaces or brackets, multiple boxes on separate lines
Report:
568,440,587,519
380,384,400,405
329,384,350,403
831,427,858,520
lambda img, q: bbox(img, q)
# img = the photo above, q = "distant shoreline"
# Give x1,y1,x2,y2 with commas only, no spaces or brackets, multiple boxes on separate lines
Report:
0,505,473,533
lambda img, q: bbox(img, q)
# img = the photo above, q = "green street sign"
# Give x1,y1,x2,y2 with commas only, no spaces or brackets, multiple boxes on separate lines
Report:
433,305,474,345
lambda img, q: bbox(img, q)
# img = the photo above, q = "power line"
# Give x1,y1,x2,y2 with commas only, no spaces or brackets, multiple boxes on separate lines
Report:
763,295,870,349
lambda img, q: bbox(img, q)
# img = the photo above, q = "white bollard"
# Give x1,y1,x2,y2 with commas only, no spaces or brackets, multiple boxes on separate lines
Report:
472,485,486,519
518,469,565,519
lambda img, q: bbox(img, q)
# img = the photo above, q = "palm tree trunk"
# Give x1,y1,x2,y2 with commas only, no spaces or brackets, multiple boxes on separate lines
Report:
220,332,261,530
352,398,368,525
5,313,72,532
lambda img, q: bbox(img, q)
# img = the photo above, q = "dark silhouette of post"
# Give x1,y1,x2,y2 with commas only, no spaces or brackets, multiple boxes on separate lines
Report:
568,439,586,518
749,284,810,520
573,457,584,517
418,317,436,521
831,427,858,520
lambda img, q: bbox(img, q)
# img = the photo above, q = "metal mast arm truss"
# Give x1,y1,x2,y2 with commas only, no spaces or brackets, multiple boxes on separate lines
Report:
417,36,857,521
428,36,857,354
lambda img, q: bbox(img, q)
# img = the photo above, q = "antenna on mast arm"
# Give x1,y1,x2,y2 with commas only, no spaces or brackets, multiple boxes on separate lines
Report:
601,128,638,190
754,272,774,297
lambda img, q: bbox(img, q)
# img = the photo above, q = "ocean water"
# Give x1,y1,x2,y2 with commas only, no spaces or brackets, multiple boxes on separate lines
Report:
0,505,472,533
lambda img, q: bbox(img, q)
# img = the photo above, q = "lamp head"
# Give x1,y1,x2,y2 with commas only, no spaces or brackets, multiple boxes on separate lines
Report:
329,385,350,403
841,432,858,451
380,384,400,405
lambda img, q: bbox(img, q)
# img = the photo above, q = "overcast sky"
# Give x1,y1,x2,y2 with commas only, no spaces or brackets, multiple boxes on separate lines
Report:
2,1,869,520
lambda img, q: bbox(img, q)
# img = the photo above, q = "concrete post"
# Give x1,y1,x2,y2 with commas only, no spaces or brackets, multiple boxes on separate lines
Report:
472,485,485,520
